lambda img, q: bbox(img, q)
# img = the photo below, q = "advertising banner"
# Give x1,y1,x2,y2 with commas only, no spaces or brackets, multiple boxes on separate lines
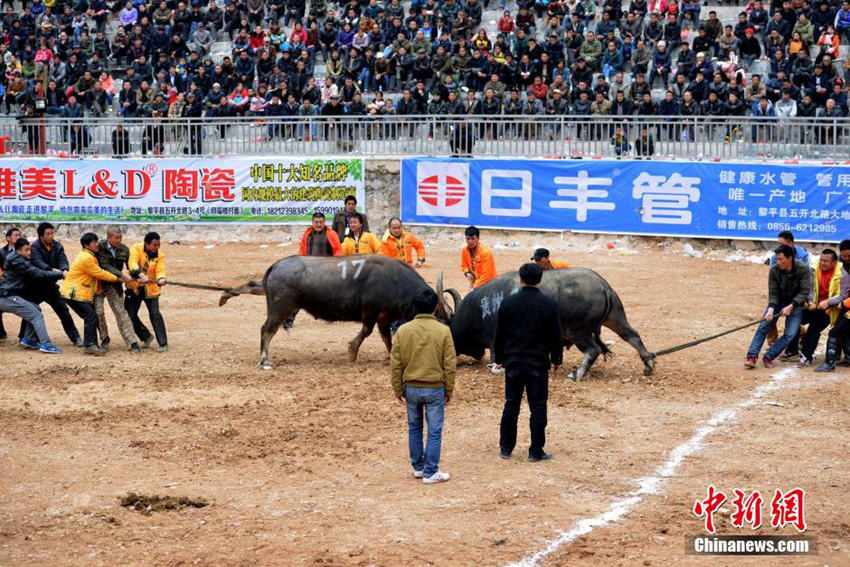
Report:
401,158,850,242
0,156,364,223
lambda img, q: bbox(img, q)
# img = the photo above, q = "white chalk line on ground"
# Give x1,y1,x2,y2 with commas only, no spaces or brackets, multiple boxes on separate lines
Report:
507,367,807,567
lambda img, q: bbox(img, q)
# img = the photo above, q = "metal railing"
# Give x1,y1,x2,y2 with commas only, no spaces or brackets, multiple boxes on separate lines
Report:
3,116,849,160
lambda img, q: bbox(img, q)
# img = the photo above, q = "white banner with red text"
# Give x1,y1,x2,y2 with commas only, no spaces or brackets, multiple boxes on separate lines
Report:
0,157,364,223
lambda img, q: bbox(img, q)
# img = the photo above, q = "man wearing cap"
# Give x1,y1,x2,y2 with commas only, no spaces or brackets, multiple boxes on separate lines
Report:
532,248,571,270
739,27,762,69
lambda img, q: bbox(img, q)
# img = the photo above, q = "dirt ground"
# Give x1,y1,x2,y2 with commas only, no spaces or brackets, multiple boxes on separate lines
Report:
1,233,848,567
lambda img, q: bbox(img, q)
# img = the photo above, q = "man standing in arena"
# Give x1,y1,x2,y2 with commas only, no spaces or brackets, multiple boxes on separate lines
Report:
531,248,571,270
340,213,381,255
95,227,141,353
332,195,369,242
381,218,426,268
126,232,169,353
299,212,342,257
31,222,84,346
391,288,456,484
495,263,563,462
745,244,812,368
61,233,132,356
290,212,342,328
0,226,22,340
461,226,498,290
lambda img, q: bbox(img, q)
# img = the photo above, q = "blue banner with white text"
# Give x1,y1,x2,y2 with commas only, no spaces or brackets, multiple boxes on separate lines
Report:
400,158,850,242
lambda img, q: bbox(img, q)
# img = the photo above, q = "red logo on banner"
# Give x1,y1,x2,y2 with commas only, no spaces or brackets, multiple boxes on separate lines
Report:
418,174,467,209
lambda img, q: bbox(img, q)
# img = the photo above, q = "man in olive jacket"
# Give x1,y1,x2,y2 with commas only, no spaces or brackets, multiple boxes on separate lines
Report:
95,227,140,352
390,289,456,485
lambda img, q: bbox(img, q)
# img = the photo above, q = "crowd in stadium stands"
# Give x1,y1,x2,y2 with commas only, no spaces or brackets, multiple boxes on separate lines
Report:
2,0,849,133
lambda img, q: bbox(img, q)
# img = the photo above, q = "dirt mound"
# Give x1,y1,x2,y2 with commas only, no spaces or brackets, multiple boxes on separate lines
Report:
119,492,208,515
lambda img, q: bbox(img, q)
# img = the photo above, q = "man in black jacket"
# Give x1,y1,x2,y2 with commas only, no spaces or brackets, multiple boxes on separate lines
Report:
95,227,141,352
0,226,21,340
494,263,563,462
745,244,812,368
29,222,83,346
332,195,369,242
0,238,64,353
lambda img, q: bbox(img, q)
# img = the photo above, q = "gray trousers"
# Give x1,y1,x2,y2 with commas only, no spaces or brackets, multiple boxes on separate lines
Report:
0,295,50,343
95,285,138,346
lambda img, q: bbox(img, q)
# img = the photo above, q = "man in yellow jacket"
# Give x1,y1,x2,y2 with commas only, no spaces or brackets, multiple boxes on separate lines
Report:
390,288,456,484
795,248,845,367
340,213,381,255
381,217,426,268
125,231,169,353
61,232,132,355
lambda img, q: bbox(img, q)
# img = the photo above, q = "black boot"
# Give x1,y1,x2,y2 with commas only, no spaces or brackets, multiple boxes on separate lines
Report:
814,337,839,372
837,334,850,367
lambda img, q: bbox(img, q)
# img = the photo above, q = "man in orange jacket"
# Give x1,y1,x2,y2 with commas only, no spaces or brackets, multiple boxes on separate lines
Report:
531,248,571,270
461,226,498,289
289,211,341,329
299,212,342,257
381,217,426,268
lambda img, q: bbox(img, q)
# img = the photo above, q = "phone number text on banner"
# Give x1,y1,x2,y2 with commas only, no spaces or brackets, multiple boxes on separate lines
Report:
0,157,364,223
401,158,850,242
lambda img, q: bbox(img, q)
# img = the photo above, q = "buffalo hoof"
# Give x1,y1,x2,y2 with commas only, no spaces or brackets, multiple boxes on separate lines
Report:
219,292,235,306
643,356,656,376
259,362,274,371
567,371,578,382
347,346,359,362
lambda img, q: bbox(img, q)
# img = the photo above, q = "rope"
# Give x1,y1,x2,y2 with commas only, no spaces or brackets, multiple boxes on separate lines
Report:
167,280,236,293
651,319,766,358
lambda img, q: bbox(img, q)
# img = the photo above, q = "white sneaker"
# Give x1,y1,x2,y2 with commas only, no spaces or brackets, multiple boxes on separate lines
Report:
422,471,450,484
412,470,424,478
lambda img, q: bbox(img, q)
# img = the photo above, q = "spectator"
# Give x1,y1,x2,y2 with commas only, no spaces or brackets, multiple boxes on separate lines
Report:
610,125,630,157
112,124,131,156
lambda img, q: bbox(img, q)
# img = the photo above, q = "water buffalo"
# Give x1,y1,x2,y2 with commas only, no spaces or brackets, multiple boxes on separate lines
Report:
219,255,456,370
448,268,655,380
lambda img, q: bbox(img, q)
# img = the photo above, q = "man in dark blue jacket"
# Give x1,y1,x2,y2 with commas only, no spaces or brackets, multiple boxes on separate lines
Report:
29,222,82,346
0,238,64,353
494,263,563,462
0,226,21,340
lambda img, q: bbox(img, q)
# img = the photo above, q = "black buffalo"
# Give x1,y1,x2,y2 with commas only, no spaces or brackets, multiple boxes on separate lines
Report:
448,268,655,380
220,255,456,370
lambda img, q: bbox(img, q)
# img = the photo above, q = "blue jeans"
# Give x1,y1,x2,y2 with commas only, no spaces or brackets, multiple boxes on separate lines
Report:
405,386,445,477
747,306,804,360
